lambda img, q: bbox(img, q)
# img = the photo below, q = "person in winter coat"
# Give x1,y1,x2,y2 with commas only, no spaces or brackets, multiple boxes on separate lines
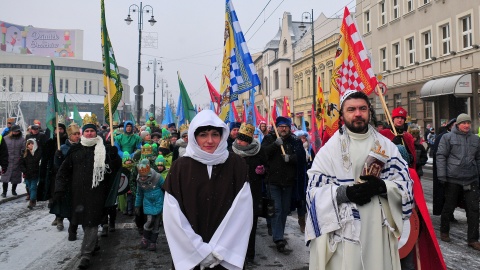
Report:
409,128,428,178
20,139,42,209
261,116,306,253
55,115,121,269
172,124,189,161
232,123,267,263
135,159,165,251
0,133,8,177
114,121,142,158
436,113,480,251
1,125,25,198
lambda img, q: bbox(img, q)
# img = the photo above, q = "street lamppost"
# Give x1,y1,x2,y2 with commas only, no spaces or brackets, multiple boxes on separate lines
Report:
158,79,168,121
125,2,157,124
299,10,316,111
146,59,163,120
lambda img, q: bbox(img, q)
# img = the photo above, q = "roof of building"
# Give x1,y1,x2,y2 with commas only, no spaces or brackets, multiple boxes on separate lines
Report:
18,92,104,104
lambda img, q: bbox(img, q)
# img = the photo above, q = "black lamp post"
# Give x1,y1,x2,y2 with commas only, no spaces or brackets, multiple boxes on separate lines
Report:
299,10,316,111
125,2,156,124
146,59,163,120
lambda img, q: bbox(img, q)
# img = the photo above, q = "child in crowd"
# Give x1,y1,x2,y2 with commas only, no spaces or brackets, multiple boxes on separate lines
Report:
135,159,165,251
20,139,41,209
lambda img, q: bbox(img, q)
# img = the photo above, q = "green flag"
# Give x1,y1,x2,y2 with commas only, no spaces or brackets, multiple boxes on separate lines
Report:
46,60,59,138
113,110,120,123
129,112,136,125
72,104,83,125
101,0,123,123
176,72,196,125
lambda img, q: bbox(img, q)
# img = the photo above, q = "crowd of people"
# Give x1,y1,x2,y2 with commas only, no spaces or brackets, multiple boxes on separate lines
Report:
0,96,479,269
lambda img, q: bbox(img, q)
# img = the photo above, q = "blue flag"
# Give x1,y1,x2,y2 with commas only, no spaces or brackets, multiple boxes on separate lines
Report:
301,116,307,131
162,100,174,126
210,101,215,111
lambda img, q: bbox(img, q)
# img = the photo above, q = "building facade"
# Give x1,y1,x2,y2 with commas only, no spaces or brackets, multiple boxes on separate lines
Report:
356,0,480,128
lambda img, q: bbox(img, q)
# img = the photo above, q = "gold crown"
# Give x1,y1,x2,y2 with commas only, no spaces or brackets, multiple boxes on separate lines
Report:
141,144,153,157
159,139,170,149
239,123,255,138
83,113,98,126
137,159,151,176
179,124,189,134
67,123,80,137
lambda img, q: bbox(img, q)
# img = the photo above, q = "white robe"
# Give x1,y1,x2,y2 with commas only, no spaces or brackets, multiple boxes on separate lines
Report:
164,182,253,270
306,126,414,270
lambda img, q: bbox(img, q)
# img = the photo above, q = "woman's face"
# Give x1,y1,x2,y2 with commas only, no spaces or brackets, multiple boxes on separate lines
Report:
195,129,221,154
144,134,151,141
235,138,249,146
27,143,34,150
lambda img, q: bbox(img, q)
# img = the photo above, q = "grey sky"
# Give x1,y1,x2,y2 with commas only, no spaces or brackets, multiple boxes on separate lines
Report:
1,0,354,110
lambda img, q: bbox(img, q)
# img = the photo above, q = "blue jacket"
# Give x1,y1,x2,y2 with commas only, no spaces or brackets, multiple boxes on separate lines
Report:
134,170,165,215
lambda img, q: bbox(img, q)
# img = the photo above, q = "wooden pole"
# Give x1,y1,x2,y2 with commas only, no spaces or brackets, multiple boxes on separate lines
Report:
260,92,286,155
376,84,397,136
106,81,115,146
55,112,60,150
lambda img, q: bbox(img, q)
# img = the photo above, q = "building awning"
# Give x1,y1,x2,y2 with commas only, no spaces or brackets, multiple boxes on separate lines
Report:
420,73,472,100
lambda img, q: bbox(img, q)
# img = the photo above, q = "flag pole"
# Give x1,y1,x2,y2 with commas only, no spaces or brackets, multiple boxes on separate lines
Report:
376,84,397,136
260,92,286,155
106,82,115,146
55,112,60,150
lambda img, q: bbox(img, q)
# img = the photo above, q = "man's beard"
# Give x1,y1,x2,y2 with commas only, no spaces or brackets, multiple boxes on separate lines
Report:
11,132,21,138
344,117,369,133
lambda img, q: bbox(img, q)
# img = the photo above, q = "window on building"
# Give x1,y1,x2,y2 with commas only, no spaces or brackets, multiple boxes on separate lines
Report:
59,79,63,93
283,40,288,54
441,24,450,55
365,11,371,33
300,79,304,98
328,69,332,90
380,47,387,71
424,101,433,118
407,37,415,65
84,81,87,94
286,68,290,88
408,91,417,118
423,31,431,60
295,81,299,98
37,78,42,92
461,16,472,49
306,77,311,97
379,2,386,25
264,77,268,95
422,0,430,5
321,72,325,90
9,76,13,91
20,77,23,92
75,80,78,94
406,0,413,12
89,81,92,94
31,78,36,92
274,69,279,90
394,93,402,108
393,43,400,68
392,0,399,20
65,79,68,93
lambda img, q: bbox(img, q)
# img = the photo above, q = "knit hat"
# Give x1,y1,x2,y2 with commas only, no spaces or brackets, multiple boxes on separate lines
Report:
155,155,165,166
167,123,176,129
229,122,242,130
392,107,408,120
446,118,456,128
340,89,357,108
179,124,189,137
275,116,291,127
10,125,21,132
151,132,162,139
140,131,150,140
136,159,151,177
151,143,158,155
237,123,254,144
456,113,471,124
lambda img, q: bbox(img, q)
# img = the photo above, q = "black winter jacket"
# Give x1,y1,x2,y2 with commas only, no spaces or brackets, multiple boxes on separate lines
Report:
20,149,42,179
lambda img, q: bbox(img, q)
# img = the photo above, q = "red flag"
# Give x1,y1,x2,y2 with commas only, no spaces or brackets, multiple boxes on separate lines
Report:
271,100,278,124
308,104,322,153
205,75,221,114
282,96,291,117
254,105,266,126
231,103,241,122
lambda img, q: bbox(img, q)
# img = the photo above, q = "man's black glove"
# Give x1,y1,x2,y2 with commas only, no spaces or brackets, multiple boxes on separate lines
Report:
392,135,404,146
53,191,66,202
359,175,387,196
345,184,372,205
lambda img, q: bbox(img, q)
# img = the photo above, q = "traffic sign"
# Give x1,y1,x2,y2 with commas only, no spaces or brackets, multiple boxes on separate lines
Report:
133,85,144,95
374,82,388,96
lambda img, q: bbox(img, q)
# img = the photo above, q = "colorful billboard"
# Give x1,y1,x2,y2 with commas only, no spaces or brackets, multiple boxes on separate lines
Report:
0,20,76,58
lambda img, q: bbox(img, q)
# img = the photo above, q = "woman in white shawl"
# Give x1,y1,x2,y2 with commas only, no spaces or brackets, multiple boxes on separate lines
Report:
163,110,253,270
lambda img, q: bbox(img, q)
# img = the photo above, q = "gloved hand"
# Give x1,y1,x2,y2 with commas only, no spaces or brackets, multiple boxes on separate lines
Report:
199,251,223,269
55,150,64,160
53,191,66,202
392,135,404,146
359,175,387,196
255,165,265,175
345,184,371,205
274,137,283,146
134,207,141,216
283,154,290,163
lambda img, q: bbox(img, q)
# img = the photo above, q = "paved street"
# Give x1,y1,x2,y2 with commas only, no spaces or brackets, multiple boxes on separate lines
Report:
0,161,479,269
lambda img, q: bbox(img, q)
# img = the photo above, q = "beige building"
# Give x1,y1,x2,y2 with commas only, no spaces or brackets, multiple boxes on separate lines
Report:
292,13,341,127
356,0,480,129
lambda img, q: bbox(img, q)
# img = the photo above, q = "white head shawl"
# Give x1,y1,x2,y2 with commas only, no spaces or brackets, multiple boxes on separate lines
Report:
184,110,229,166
